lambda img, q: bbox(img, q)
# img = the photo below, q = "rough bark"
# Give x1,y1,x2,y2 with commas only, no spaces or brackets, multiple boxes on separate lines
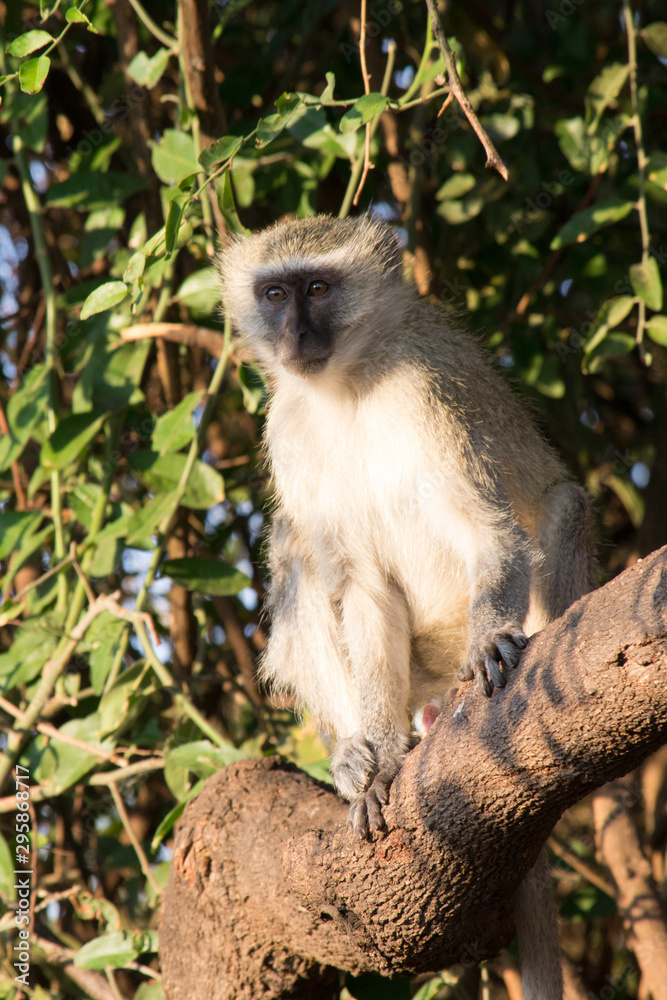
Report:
160,546,667,1000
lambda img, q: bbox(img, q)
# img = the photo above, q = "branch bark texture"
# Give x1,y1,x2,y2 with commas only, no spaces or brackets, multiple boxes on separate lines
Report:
160,547,667,1000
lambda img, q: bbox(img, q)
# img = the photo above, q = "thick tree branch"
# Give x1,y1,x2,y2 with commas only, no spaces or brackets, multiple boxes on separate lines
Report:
160,546,667,1000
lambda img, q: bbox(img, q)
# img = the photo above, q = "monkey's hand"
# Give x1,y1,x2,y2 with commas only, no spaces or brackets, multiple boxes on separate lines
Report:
331,732,415,839
458,624,528,697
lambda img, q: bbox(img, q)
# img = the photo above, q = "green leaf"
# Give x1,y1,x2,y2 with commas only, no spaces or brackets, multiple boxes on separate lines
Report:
436,196,484,225
436,173,476,200
6,29,52,56
127,47,170,88
84,612,128,694
0,621,59,689
166,739,246,777
0,833,16,903
647,152,667,191
41,411,107,469
550,198,634,249
256,95,305,147
74,931,139,970
99,663,149,733
161,557,250,595
65,8,98,30
585,63,629,132
584,332,635,374
629,258,663,311
339,92,389,133
127,451,225,508
198,134,243,172
641,22,667,58
123,251,146,284
598,295,636,329
152,390,204,455
10,92,48,152
152,780,205,849
647,315,667,346
164,194,187,257
0,364,49,471
126,490,180,546
80,280,129,320
0,510,42,559
32,713,116,795
174,267,220,318
151,129,198,184
46,171,146,210
19,54,50,94
320,71,336,104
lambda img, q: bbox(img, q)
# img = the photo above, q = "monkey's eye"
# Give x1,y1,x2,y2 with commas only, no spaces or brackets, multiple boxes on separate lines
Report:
307,280,329,297
266,286,287,302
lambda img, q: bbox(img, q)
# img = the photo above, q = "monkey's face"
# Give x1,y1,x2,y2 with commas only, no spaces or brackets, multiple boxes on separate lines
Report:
253,271,342,377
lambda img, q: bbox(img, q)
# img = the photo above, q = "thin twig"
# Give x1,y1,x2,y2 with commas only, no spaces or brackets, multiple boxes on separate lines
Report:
424,0,508,181
353,0,373,207
548,833,615,898
70,542,97,607
0,695,126,766
109,782,162,896
623,0,651,358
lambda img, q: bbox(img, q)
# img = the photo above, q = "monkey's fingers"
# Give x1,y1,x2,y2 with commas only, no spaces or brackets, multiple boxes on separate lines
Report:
347,798,370,840
331,733,378,800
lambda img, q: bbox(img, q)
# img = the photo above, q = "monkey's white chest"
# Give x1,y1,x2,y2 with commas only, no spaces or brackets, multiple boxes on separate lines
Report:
267,378,472,677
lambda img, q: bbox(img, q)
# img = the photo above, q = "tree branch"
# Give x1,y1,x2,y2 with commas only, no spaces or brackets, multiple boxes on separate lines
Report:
160,546,667,1000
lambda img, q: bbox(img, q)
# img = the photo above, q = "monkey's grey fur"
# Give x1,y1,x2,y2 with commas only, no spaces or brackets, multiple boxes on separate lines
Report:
218,214,596,1000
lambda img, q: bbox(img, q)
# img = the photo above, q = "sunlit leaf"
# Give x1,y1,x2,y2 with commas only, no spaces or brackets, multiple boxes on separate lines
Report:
6,29,52,56
550,199,634,249
647,315,667,346
80,280,128,320
629,258,663,312
339,92,389,133
18,55,50,94
151,129,198,184
161,556,250,594
74,931,139,970
152,390,204,455
128,450,225,508
199,134,243,172
41,411,107,469
641,22,667,58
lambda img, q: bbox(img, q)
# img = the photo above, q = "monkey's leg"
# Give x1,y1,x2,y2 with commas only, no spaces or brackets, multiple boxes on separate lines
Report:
261,550,365,741
530,481,596,626
333,578,413,838
459,520,532,696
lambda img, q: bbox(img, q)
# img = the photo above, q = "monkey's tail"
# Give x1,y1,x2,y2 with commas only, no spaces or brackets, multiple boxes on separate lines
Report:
513,847,563,1000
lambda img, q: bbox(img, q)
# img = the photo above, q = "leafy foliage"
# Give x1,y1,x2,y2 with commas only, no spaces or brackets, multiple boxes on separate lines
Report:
0,1,666,998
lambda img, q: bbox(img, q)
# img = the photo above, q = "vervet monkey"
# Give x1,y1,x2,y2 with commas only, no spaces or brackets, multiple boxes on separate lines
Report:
218,214,596,1000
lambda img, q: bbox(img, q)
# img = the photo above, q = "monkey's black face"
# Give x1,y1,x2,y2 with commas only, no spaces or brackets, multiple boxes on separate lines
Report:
254,272,341,376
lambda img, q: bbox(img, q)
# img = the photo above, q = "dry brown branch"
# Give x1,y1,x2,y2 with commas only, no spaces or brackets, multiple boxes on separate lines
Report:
120,322,225,357
424,0,508,181
593,777,667,1000
353,0,373,207
160,546,667,1000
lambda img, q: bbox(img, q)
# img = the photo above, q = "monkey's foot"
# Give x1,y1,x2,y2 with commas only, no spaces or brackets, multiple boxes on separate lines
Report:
331,733,410,839
459,625,528,697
